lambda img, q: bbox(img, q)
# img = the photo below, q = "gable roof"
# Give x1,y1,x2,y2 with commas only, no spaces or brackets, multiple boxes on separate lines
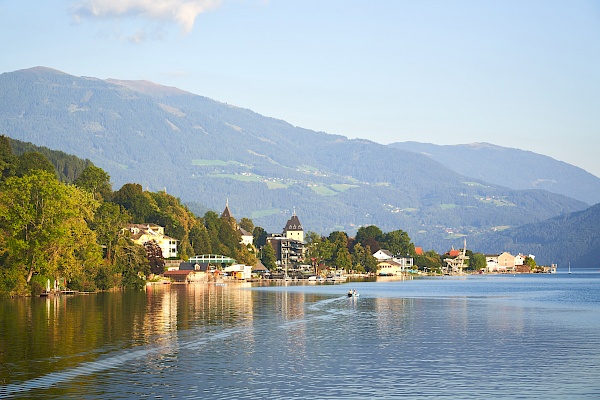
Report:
239,227,252,237
373,249,393,259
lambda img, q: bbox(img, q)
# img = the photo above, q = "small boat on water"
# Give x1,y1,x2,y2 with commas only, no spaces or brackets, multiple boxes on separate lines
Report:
347,290,359,297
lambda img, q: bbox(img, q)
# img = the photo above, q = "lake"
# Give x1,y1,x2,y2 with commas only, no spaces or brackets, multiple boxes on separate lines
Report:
1,273,600,399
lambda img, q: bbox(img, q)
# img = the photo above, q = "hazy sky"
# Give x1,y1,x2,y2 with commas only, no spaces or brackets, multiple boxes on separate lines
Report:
1,1,599,176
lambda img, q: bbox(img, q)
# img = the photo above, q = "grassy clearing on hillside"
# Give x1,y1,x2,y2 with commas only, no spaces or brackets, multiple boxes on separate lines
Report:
331,183,359,192
212,173,261,182
439,203,458,210
251,208,281,218
266,181,289,189
310,185,338,196
476,196,516,207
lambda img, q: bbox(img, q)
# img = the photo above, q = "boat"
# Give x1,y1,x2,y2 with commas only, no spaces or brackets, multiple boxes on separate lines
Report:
326,271,347,282
568,262,571,274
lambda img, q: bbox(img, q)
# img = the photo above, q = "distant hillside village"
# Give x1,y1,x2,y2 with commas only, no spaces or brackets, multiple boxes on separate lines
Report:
126,201,554,285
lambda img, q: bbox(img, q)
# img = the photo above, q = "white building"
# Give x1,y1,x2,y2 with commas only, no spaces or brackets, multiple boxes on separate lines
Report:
124,224,178,259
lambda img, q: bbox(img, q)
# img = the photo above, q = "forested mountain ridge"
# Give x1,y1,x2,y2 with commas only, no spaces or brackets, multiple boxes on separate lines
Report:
389,141,600,205
471,202,600,269
0,67,589,252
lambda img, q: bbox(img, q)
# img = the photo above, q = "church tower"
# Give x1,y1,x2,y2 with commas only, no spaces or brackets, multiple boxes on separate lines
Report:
221,199,233,219
283,208,304,242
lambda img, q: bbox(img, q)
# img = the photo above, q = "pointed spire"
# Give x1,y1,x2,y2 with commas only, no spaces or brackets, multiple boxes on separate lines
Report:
222,199,233,219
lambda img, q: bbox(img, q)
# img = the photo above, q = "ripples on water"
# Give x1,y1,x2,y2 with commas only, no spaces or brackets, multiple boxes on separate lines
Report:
1,274,600,399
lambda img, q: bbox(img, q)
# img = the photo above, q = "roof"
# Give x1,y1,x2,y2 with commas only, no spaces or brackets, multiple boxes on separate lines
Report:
164,270,192,276
283,213,303,232
253,261,268,271
221,200,233,219
373,249,393,259
239,227,252,236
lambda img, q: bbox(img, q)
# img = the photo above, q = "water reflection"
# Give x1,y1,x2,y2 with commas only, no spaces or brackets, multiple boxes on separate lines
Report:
1,276,600,399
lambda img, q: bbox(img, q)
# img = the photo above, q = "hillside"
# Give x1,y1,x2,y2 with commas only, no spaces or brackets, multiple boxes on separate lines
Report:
0,67,589,252
389,142,600,205
470,203,600,270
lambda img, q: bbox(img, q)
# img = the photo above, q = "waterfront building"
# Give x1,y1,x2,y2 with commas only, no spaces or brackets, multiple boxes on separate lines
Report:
267,210,305,270
373,249,414,275
124,223,178,259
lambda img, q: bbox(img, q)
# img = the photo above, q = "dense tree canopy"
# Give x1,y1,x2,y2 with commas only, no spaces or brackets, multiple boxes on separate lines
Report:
0,170,100,293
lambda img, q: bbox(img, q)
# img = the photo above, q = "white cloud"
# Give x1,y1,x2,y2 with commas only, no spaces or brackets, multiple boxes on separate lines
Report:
73,0,222,34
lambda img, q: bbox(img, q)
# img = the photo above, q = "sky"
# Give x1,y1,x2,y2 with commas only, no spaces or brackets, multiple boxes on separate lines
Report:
1,0,599,176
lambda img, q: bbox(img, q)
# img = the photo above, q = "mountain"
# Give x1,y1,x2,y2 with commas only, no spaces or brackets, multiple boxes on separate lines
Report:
471,203,600,270
0,67,589,254
388,142,600,205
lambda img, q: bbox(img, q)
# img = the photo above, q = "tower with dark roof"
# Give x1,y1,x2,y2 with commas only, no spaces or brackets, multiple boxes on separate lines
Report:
283,209,304,242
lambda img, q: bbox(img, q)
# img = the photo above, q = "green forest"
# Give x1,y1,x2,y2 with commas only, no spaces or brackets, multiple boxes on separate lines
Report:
0,136,492,297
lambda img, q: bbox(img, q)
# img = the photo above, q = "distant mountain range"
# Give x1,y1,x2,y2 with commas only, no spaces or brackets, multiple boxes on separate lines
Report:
0,66,597,268
389,142,600,205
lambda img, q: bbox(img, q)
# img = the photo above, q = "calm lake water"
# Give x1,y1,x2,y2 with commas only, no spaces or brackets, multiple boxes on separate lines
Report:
1,273,600,399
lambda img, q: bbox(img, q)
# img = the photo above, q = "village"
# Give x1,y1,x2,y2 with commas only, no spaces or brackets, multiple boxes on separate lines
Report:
122,202,556,285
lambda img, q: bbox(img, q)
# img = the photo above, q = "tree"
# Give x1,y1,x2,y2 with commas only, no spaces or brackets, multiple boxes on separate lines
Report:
0,135,17,180
237,245,257,266
260,243,277,270
305,231,334,270
355,225,383,252
112,183,158,223
470,252,487,271
253,226,268,248
381,229,414,257
90,202,131,265
218,219,240,257
414,250,443,273
239,217,254,234
330,231,351,270
113,234,149,289
524,256,537,271
0,170,100,288
15,152,56,178
74,165,112,201
144,240,165,275
189,223,212,255
203,211,221,254
351,243,377,273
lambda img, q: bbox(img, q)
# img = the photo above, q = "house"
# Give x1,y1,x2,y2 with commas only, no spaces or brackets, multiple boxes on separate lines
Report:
124,223,178,259
240,227,254,247
497,252,517,272
374,249,414,275
267,210,305,268
377,259,404,276
223,264,253,280
373,249,394,261
485,254,500,272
